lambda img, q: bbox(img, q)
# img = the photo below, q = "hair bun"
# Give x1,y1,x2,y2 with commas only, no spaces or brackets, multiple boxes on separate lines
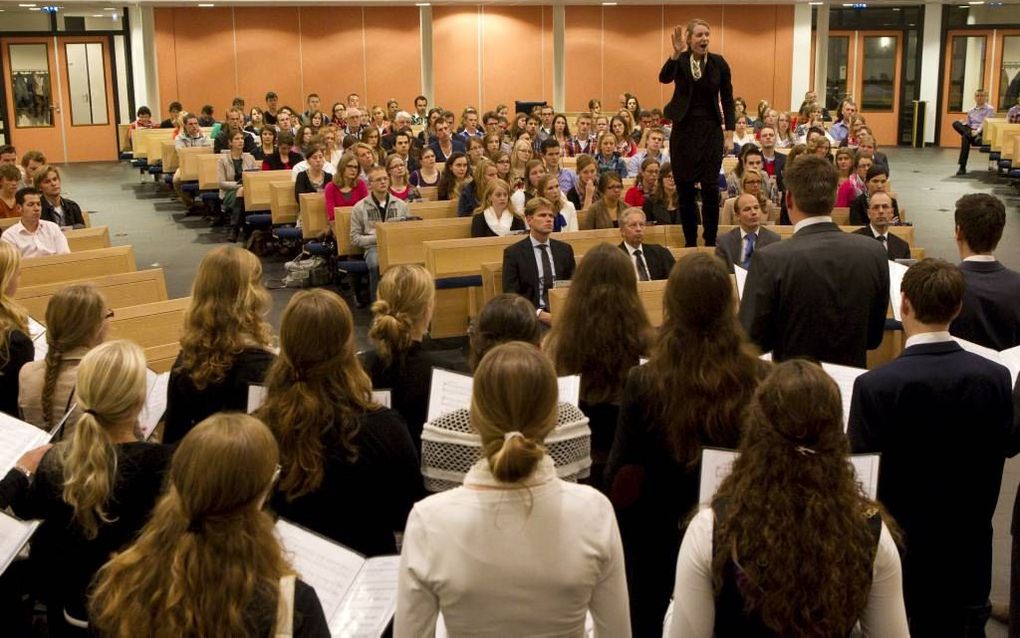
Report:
370,299,392,316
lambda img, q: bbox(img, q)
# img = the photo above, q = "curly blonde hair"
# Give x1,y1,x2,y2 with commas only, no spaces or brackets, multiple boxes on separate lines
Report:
0,242,29,367
177,246,272,389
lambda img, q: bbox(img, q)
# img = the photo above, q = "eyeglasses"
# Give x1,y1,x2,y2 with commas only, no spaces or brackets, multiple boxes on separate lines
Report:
271,464,282,486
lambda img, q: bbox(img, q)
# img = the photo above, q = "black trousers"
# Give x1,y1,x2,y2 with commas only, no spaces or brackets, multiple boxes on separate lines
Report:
953,120,982,168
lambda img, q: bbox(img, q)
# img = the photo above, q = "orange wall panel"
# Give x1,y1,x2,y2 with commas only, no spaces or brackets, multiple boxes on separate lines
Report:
772,6,795,110
481,6,552,110
365,7,422,113
564,6,603,111
432,7,480,110
602,6,665,115
233,7,301,113
153,8,178,118
164,8,235,118
301,7,365,111
723,8,781,114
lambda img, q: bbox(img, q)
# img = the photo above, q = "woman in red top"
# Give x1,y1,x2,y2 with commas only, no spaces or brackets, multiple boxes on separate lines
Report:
324,151,368,222
624,157,660,208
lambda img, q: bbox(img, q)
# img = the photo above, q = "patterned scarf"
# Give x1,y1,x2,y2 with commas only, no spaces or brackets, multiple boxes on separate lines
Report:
691,54,703,81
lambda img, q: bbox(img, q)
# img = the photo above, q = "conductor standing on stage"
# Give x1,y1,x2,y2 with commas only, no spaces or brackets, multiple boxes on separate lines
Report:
660,19,735,248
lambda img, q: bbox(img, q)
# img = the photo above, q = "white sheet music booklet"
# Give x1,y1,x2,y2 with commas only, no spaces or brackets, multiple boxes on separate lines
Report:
247,386,392,414
426,368,582,422
138,369,170,441
698,448,881,505
276,519,398,638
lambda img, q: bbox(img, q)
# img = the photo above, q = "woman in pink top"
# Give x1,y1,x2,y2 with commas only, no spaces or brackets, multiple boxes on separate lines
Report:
835,152,872,208
324,151,368,222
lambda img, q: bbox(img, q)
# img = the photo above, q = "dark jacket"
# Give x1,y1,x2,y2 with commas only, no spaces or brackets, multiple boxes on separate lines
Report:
849,192,900,226
618,241,675,280
41,197,85,228
0,330,32,416
659,51,735,130
714,226,782,273
951,260,1020,351
852,225,912,261
501,235,576,311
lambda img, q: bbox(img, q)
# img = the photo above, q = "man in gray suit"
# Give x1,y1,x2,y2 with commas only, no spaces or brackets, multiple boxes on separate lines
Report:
715,193,781,272
739,155,889,368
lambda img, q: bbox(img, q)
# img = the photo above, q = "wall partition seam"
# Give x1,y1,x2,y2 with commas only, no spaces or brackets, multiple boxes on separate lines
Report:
553,5,564,112
477,6,484,110
52,35,69,161
296,8,304,100
791,3,812,106
231,8,239,98
814,3,830,104
361,8,369,102
420,6,433,106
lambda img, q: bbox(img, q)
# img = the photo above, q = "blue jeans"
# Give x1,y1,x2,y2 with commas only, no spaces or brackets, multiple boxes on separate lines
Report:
365,246,379,301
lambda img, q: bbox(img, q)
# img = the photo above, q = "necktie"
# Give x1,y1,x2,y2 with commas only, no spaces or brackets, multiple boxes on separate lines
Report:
743,233,757,269
538,244,554,309
691,55,702,81
634,249,650,281
877,235,887,251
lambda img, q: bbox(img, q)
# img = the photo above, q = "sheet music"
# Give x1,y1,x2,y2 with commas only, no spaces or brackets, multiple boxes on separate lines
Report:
557,375,581,406
820,362,867,431
247,384,268,413
27,317,47,362
733,265,748,301
138,370,170,440
887,260,909,322
759,352,773,361
0,412,50,478
0,511,40,577
371,391,391,408
699,448,880,504
426,368,474,422
999,345,1020,388
276,519,397,638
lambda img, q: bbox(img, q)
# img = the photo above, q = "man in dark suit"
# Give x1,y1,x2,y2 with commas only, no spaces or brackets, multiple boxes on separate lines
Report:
739,155,889,367
502,197,576,327
852,191,911,261
618,208,674,280
848,258,1016,637
758,126,786,193
715,193,781,272
950,193,1020,351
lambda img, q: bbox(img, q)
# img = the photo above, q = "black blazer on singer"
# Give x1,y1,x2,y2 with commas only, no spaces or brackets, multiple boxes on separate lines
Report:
501,236,576,311
658,51,735,130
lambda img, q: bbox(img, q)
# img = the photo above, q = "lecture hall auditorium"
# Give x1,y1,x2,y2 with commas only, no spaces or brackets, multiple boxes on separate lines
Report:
1,0,1020,636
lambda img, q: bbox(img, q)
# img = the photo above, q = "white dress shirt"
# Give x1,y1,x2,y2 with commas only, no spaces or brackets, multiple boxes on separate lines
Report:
530,235,556,310
1,220,70,258
963,254,997,263
666,507,909,637
793,215,833,233
622,241,649,279
903,330,953,350
396,456,631,637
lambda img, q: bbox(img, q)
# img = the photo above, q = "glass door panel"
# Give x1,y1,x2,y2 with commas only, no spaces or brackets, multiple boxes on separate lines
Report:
1,38,65,162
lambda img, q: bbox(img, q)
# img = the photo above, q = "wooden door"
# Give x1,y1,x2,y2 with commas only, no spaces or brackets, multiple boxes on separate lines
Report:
1,37,66,162
853,31,902,145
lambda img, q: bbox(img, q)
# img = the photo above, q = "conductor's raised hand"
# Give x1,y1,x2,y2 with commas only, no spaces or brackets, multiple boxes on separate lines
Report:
670,26,686,59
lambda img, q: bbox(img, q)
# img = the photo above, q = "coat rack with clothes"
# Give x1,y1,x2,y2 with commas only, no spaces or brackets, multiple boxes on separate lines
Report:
12,70,52,126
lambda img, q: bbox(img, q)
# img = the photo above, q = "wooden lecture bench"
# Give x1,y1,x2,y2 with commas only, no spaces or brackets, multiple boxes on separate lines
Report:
243,170,293,212
160,141,180,172
131,129,175,161
271,182,299,225
65,226,111,252
0,212,93,232
197,153,221,191
177,146,214,181
550,279,669,327
329,199,462,253
18,246,136,288
106,297,190,373
17,269,168,322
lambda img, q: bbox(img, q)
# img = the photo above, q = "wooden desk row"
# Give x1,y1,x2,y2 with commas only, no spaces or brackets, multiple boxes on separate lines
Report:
131,127,214,161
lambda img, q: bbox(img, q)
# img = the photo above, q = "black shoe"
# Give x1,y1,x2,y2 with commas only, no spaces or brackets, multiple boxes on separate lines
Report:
956,167,967,176
227,229,239,243
211,216,228,228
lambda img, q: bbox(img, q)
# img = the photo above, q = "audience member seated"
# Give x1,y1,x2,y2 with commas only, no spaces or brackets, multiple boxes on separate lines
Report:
244,106,265,136
163,246,275,444
293,144,331,202
174,113,211,150
127,105,155,148
829,99,858,145
386,153,420,202
324,151,368,223
626,127,666,178
89,413,330,636
624,157,660,208
360,127,385,165
0,164,20,218
669,360,908,636
19,151,45,192
716,193,781,272
421,295,591,492
953,88,995,176
539,174,578,232
836,150,873,208
510,159,546,213
608,251,768,637
259,289,422,556
395,342,630,636
261,131,303,171
594,133,628,177
471,178,524,238
158,101,182,128
458,158,497,216
834,147,854,186
390,130,419,175
502,197,576,327
254,126,276,161
540,138,576,195
12,340,171,629
567,113,597,156
409,147,440,188
436,152,469,202
429,118,466,163
35,165,85,228
722,168,779,225
857,133,890,174
732,115,757,151
213,108,257,155
218,130,260,243
725,146,773,202
610,116,638,158
589,172,627,229
854,191,910,261
0,242,32,416
950,193,1020,350
775,111,797,148
739,155,889,367
508,138,534,187
849,164,899,226
351,166,410,300
197,104,216,127
850,258,1016,636
19,284,108,431
361,265,465,447
1,187,70,258
618,208,675,281
643,162,680,228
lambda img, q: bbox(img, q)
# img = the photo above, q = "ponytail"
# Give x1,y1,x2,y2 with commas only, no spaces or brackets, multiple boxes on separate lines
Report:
367,265,434,367
367,299,413,367
41,345,65,428
484,431,546,484
61,410,117,539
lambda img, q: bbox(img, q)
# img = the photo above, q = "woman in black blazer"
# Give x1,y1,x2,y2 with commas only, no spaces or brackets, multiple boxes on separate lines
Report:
659,20,735,248
0,242,33,416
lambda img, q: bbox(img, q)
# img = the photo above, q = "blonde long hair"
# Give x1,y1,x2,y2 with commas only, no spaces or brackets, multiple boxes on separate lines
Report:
471,342,558,483
0,242,29,367
41,284,106,427
257,290,377,500
367,265,434,367
89,413,290,637
178,246,272,389
61,340,147,539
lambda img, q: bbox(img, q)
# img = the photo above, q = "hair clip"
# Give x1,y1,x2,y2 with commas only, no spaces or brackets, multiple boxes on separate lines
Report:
794,445,817,456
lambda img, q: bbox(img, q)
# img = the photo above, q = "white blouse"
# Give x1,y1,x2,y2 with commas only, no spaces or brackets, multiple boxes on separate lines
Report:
395,456,631,637
665,507,909,637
